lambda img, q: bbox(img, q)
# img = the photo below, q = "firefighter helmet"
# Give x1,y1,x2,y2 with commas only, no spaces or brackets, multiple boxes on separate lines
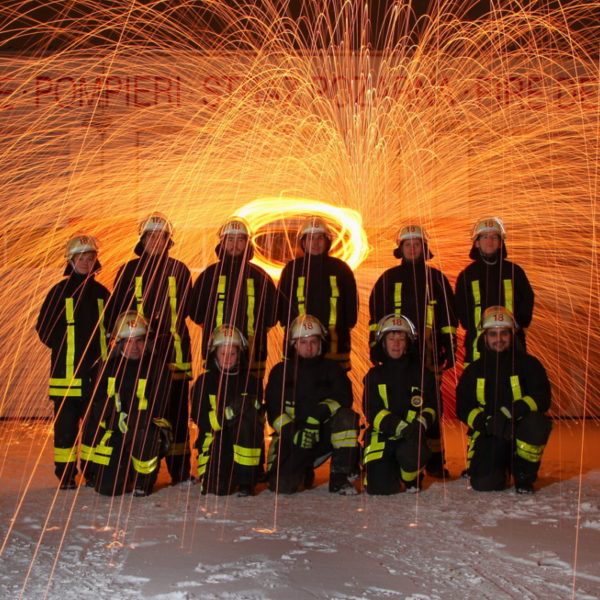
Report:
65,235,99,259
138,212,174,237
480,306,516,330
289,314,327,343
112,311,148,341
375,314,417,342
208,324,248,352
298,217,331,240
471,217,506,241
395,225,429,246
218,217,251,239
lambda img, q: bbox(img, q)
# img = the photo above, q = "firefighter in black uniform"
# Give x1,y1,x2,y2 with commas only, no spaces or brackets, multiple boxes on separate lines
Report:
190,217,277,380
456,306,552,493
92,312,171,496
36,234,109,489
265,314,360,494
277,217,358,371
369,224,457,478
363,314,436,494
190,325,264,496
455,217,534,368
108,213,193,484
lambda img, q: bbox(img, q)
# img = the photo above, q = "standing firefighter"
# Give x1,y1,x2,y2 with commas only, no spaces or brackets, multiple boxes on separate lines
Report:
368,224,457,478
455,217,534,367
265,315,360,494
36,234,109,489
108,213,193,484
456,306,552,493
190,325,264,496
277,217,358,371
190,217,276,380
92,312,171,496
363,315,436,494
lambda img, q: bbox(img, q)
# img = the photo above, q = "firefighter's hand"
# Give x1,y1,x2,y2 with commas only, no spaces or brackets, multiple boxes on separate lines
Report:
438,334,457,370
294,417,320,449
485,407,512,440
153,418,173,458
402,418,427,443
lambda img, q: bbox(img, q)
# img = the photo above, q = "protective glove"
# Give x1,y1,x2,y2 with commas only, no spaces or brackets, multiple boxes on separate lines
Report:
402,417,428,443
294,416,320,449
513,399,531,420
118,412,128,434
485,407,512,440
438,334,457,370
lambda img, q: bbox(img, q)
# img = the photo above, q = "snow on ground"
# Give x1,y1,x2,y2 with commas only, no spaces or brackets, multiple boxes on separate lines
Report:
1,420,599,600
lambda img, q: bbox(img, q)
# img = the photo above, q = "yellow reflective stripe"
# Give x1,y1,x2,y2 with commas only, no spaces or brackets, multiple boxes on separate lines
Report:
246,278,255,336
423,407,436,420
503,279,514,314
93,430,113,465
319,398,341,416
401,467,420,482
373,409,391,432
108,377,121,412
426,300,435,330
215,275,227,326
521,395,538,411
515,439,545,463
273,413,293,433
369,322,378,331
49,377,82,386
471,280,482,361
208,394,221,431
80,444,94,461
135,276,144,317
377,384,389,409
441,326,457,334
363,431,385,464
132,455,158,474
49,387,82,397
65,297,75,379
197,433,214,477
233,445,262,466
510,375,523,401
296,276,306,315
153,417,171,429
331,429,358,448
137,378,148,411
167,276,186,370
167,442,188,456
406,409,416,423
467,407,484,429
54,446,77,463
97,298,108,360
394,282,402,313
476,378,485,406
329,275,339,327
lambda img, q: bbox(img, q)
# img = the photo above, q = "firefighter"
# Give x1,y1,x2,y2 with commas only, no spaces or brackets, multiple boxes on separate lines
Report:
189,217,277,380
277,217,358,371
92,312,171,497
108,213,193,484
265,314,360,495
190,325,264,496
363,314,436,494
456,306,552,493
369,224,457,478
455,217,534,368
36,234,110,489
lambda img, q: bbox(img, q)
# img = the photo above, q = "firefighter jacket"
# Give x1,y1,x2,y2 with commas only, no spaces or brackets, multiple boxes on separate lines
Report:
455,251,534,365
36,267,110,399
265,353,353,435
363,353,437,442
190,248,277,376
456,345,551,435
369,258,457,370
277,253,358,369
108,251,193,379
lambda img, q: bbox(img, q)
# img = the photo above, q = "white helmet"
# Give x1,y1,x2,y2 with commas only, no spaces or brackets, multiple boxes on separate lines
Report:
139,212,173,237
472,217,506,241
395,225,429,246
218,217,251,239
375,314,417,342
65,234,99,259
289,314,327,343
480,306,516,330
208,324,248,353
298,217,331,240
112,311,148,341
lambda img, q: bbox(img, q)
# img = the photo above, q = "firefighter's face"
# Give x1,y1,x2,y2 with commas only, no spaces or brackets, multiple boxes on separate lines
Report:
216,344,240,370
384,331,408,359
401,239,423,261
303,233,327,256
142,230,170,255
476,233,501,255
484,328,512,352
295,335,321,358
71,251,97,275
222,234,248,257
121,335,146,359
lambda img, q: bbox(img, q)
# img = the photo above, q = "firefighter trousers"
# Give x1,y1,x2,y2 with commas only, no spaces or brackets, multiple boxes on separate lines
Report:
164,376,191,484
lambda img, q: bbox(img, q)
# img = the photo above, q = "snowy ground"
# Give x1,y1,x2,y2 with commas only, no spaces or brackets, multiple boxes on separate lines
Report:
1,419,599,600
